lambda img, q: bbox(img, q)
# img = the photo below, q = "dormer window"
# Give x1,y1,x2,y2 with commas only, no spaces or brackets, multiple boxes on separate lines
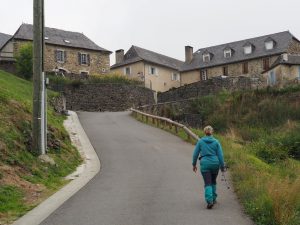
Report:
265,38,275,50
203,53,211,62
224,49,232,58
244,45,253,55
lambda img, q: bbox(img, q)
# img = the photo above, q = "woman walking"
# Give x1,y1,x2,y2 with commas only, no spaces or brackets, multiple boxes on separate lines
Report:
192,126,225,209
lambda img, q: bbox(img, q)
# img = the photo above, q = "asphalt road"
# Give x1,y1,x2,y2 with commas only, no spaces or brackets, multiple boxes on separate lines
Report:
40,111,253,225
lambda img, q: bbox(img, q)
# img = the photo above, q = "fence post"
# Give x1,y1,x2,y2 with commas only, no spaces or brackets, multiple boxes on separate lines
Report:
175,126,178,134
152,117,155,124
146,116,149,123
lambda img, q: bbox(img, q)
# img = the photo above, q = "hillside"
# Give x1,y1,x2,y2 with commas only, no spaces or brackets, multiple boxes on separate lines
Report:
0,70,82,224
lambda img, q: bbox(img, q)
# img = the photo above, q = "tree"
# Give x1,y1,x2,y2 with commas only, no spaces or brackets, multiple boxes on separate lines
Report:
16,44,33,80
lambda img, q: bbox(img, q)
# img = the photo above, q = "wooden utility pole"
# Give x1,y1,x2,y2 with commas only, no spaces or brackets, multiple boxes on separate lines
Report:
32,0,45,155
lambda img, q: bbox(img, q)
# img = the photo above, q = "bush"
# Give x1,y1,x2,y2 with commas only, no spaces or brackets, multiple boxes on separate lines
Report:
16,44,33,80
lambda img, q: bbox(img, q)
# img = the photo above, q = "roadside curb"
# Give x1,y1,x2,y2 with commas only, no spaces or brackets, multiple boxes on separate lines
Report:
13,111,101,225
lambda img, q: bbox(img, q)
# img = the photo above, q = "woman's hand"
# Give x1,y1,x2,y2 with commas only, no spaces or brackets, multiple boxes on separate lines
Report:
193,166,197,173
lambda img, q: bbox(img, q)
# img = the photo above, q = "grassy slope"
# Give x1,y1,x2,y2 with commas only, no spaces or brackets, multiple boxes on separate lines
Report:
134,87,300,225
0,70,82,224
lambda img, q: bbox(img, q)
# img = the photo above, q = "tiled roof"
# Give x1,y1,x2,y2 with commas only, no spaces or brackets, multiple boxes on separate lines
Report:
111,45,184,70
180,31,297,72
0,32,12,49
264,54,300,73
13,24,111,53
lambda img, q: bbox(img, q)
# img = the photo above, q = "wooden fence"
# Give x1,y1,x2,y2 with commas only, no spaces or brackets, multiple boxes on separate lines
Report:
131,108,199,142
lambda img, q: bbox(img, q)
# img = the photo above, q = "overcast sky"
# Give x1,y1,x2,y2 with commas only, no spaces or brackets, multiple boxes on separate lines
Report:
1,0,300,64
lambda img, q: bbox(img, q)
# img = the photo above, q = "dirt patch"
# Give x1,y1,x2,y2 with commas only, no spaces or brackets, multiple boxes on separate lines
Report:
0,165,45,205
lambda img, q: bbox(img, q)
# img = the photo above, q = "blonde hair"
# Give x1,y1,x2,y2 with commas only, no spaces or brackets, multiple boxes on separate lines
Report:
203,126,214,134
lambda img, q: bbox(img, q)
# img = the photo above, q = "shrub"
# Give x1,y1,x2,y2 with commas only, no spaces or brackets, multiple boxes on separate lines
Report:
16,44,33,80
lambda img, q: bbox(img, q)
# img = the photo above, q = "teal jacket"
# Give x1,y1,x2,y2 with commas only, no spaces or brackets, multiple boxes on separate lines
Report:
192,136,225,172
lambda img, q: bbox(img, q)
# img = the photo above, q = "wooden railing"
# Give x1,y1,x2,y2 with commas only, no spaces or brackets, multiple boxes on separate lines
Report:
131,108,199,142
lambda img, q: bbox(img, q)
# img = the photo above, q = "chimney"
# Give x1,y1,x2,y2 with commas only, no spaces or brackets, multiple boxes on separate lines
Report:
185,46,193,63
282,53,288,62
115,49,124,64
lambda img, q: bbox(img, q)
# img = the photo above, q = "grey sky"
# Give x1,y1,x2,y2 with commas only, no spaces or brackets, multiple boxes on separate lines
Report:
1,0,300,64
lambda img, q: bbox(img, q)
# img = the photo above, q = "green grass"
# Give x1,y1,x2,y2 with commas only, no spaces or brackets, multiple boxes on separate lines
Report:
0,70,82,223
133,102,300,225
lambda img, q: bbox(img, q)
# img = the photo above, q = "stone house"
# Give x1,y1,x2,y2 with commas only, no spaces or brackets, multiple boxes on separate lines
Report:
262,54,300,86
110,46,183,92
0,24,111,75
180,31,300,85
0,32,12,62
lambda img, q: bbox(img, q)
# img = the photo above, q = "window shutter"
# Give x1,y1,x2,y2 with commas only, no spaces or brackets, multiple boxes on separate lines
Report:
64,51,67,63
87,54,90,66
78,52,81,65
148,66,151,75
156,68,159,76
55,50,58,62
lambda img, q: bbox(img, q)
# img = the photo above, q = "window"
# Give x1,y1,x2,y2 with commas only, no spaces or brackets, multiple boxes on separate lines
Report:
81,53,87,65
200,69,208,81
56,50,65,63
149,66,157,75
125,67,131,75
203,53,211,62
265,41,274,50
223,66,228,76
224,49,232,58
263,58,270,70
268,71,276,86
242,62,249,74
244,45,252,55
80,71,89,77
172,73,180,81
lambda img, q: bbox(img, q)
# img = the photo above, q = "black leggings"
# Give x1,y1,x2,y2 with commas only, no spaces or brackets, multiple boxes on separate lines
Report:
201,170,219,187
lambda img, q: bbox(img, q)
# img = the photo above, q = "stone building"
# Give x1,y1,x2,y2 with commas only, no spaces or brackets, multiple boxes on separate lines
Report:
0,24,111,75
110,46,183,92
262,54,300,86
180,31,300,85
0,32,12,62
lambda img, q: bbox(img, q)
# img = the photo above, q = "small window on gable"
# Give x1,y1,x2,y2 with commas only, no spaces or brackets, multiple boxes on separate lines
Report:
224,49,232,58
172,73,180,81
125,67,131,76
265,41,274,50
149,66,158,75
244,45,253,55
203,53,211,62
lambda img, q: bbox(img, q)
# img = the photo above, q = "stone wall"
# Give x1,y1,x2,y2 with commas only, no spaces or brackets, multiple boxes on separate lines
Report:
13,40,110,75
63,83,155,112
158,76,261,102
288,39,300,54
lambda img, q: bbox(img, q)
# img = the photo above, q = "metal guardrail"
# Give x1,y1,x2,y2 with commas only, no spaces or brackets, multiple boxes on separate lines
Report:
131,108,200,142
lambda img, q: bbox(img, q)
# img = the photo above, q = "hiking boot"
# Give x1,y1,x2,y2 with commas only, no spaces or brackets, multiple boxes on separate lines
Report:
207,203,214,209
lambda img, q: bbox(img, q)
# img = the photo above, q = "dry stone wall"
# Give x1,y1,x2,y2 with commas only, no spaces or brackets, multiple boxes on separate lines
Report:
63,83,155,112
158,76,261,102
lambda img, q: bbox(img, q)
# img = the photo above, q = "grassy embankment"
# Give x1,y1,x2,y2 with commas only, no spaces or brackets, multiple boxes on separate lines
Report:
133,86,300,225
0,70,82,224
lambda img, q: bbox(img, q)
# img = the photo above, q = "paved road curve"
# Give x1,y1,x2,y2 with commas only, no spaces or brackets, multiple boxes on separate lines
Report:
41,112,253,225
